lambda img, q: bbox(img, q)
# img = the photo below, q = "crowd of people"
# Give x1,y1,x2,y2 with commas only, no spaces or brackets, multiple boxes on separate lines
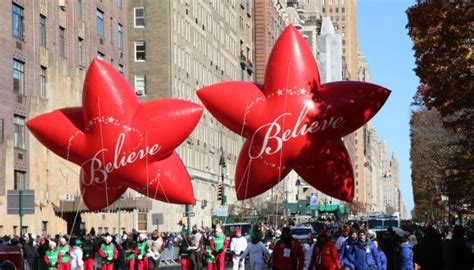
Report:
0,221,473,270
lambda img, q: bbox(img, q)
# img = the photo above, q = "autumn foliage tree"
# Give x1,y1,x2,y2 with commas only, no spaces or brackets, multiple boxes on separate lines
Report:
407,0,474,215
410,109,460,220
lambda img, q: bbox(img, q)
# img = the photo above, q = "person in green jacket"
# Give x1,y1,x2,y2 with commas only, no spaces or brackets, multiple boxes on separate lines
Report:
99,235,118,270
57,237,72,270
44,241,61,270
136,233,149,270
122,235,137,270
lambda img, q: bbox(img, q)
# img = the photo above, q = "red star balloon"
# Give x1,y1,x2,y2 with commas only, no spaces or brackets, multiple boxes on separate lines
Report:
27,59,202,211
197,25,390,202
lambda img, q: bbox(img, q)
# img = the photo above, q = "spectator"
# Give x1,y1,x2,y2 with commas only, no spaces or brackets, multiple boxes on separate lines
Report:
348,230,380,270
412,227,442,270
70,240,83,270
309,231,340,270
398,235,413,270
271,227,304,270
240,232,269,270
442,225,473,270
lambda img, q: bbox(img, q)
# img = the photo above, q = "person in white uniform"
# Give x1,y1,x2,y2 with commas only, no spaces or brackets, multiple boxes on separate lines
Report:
230,229,248,270
70,239,84,270
302,234,315,270
240,234,269,270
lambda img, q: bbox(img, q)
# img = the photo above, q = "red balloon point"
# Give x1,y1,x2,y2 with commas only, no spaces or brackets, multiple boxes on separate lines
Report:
198,25,390,202
28,59,202,211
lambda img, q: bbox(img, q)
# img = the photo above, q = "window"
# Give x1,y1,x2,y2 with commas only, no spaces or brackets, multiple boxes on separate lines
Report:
342,7,345,13
12,4,24,39
117,0,122,8
134,75,145,96
134,41,146,61
78,38,84,66
118,24,123,49
59,27,66,57
40,15,46,47
137,212,147,231
13,60,25,95
97,51,105,60
40,67,47,97
42,221,48,236
336,8,339,13
118,64,124,75
96,9,104,37
134,7,145,28
14,115,26,150
77,0,83,20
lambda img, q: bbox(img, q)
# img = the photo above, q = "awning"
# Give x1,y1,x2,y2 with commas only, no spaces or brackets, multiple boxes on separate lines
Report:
53,196,152,213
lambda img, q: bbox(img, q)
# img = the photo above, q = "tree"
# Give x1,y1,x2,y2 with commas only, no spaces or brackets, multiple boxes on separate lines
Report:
407,0,474,214
410,109,461,220
349,201,367,216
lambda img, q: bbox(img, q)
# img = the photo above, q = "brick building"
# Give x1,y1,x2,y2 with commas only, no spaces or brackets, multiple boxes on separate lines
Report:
0,0,136,236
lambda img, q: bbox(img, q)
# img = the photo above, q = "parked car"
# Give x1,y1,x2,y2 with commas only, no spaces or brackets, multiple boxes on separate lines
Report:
290,226,315,244
0,244,24,270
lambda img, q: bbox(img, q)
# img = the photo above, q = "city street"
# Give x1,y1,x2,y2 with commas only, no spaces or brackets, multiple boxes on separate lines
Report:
1,0,473,270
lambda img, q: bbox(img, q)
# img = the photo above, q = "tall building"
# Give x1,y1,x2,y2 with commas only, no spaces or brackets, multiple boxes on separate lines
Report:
253,0,287,83
0,0,137,236
321,0,358,80
127,0,254,231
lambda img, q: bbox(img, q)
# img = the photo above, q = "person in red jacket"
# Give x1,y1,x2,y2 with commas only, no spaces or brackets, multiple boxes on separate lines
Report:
309,231,341,270
271,227,305,270
98,235,118,270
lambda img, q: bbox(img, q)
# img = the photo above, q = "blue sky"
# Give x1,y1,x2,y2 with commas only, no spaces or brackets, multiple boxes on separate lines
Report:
357,0,419,216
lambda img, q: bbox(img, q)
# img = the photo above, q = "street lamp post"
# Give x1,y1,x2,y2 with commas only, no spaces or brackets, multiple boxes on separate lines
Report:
219,148,226,205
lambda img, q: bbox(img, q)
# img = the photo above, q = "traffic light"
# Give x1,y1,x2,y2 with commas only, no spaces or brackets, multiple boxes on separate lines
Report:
217,182,223,202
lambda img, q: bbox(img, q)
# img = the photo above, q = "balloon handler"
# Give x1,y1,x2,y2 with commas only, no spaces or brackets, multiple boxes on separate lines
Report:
99,235,118,270
206,227,229,270
57,237,73,270
44,241,62,270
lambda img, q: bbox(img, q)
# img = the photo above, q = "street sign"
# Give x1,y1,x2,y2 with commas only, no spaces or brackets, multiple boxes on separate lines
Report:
151,213,164,225
7,190,35,215
216,205,228,217
182,212,195,217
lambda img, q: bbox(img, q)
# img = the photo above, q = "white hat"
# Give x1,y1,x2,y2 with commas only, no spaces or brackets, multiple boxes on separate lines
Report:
275,230,282,236
139,233,147,240
60,237,67,244
49,241,57,248
215,227,223,233
105,235,113,242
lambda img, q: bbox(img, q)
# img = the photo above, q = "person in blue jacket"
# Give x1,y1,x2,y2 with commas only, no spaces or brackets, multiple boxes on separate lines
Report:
399,236,413,270
348,230,381,270
373,240,387,270
339,230,358,270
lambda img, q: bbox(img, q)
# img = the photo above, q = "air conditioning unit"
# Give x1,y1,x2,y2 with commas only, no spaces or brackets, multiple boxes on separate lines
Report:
59,0,67,9
135,89,145,96
65,194,74,201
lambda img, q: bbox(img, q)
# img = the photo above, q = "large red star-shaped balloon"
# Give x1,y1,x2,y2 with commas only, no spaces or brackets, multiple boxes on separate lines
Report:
197,25,390,202
27,59,202,211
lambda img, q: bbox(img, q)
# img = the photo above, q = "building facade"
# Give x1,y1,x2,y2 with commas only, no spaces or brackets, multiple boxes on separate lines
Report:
321,0,358,80
253,0,287,83
127,0,254,231
0,0,137,236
